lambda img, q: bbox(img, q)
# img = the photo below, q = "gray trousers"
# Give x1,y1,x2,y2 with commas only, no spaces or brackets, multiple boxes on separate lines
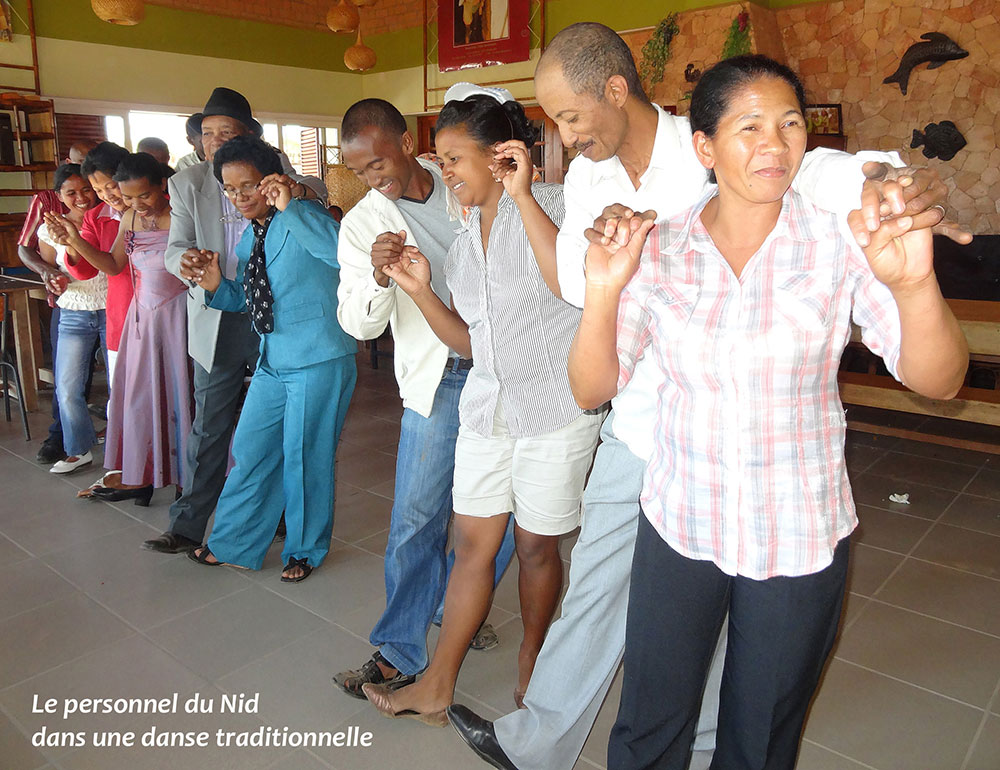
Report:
168,311,260,542
494,412,727,770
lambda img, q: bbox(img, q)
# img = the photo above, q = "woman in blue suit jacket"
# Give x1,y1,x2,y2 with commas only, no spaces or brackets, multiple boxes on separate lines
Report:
184,135,357,582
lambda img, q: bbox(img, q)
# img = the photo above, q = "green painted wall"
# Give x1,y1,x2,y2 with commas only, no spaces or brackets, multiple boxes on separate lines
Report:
10,0,825,75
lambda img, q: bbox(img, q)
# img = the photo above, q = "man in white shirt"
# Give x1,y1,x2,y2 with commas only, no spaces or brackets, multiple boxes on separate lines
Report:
447,22,960,770
332,99,515,700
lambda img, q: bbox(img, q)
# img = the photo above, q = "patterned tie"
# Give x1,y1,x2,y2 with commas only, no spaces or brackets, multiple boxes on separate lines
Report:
242,207,277,335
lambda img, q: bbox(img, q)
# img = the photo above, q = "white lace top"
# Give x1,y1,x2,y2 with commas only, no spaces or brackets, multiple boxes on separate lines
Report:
36,223,108,312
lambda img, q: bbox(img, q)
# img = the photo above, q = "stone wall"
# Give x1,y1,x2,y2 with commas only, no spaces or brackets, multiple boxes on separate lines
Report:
778,0,999,234
623,0,997,234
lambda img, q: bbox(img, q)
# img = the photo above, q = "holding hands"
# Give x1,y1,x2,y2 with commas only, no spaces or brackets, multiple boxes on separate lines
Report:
584,212,656,294
43,212,79,246
382,245,432,298
258,174,297,211
179,249,222,293
370,230,406,287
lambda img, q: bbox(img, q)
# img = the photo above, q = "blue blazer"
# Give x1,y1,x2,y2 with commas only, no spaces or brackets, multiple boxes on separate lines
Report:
208,199,357,370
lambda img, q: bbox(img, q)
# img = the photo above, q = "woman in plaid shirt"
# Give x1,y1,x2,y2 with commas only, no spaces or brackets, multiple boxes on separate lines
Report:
569,55,968,770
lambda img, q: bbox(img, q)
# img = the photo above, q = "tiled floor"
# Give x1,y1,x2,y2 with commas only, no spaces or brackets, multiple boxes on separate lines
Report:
1,355,999,770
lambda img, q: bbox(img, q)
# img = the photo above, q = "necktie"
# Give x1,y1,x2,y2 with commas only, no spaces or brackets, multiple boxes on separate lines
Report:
242,208,277,335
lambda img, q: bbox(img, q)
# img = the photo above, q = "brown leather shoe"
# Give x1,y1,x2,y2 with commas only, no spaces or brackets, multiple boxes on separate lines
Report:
332,651,415,699
141,532,200,554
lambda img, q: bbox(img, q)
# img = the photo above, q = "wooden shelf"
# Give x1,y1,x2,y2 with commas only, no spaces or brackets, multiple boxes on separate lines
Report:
18,131,54,140
0,163,57,172
0,189,49,197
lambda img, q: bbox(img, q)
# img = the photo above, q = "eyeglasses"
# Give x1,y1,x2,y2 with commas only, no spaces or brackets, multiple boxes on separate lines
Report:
222,183,260,200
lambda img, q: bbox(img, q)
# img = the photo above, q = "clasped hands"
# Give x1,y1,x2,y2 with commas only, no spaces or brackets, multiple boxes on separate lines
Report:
179,249,222,293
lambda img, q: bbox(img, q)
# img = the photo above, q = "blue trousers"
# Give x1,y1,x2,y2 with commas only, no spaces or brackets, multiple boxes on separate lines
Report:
55,309,107,457
370,365,516,676
207,354,356,570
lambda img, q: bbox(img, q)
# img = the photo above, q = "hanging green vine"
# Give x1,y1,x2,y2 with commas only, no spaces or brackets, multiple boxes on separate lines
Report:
639,14,680,89
720,8,752,60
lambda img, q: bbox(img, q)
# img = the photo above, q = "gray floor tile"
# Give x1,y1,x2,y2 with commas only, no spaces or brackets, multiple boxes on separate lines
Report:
267,751,332,770
967,714,1000,770
329,483,393,545
0,500,148,559
911,523,1000,579
0,558,76,622
0,593,134,689
803,660,983,770
967,468,1000,500
849,471,958,520
844,543,903,597
0,532,33,566
876,559,1000,637
144,585,327,681
795,741,875,769
865,452,979,492
0,708,49,770
334,450,397,493
834,602,1000,707
940,493,1000,537
852,505,933,554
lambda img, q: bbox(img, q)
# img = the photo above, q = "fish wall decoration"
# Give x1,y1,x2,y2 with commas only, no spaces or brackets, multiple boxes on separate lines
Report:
911,121,967,162
883,32,969,95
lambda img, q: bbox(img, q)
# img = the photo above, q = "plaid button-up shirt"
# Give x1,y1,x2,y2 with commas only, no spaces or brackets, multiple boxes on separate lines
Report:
617,191,903,579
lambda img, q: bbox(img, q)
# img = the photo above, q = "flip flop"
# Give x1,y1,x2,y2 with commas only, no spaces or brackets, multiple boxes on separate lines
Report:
280,556,313,583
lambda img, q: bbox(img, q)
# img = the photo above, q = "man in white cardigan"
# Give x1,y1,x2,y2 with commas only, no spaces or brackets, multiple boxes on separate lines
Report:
333,99,515,698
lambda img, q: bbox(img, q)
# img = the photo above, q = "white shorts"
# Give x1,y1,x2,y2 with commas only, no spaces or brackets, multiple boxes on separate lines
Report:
452,405,604,536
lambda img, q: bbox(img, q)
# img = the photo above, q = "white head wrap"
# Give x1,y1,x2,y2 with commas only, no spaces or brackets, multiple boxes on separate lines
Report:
443,82,515,105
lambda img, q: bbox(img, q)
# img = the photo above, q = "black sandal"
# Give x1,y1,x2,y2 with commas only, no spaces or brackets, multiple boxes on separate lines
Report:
187,546,222,567
281,556,313,583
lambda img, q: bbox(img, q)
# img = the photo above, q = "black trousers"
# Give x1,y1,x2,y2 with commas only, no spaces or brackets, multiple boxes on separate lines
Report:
608,514,850,770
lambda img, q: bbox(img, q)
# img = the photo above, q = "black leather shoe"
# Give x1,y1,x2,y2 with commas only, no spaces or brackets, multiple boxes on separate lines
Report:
36,438,66,464
446,704,519,770
141,532,201,554
92,485,154,507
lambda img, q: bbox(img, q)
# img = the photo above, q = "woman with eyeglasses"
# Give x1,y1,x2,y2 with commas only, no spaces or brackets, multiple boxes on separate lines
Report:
183,134,357,584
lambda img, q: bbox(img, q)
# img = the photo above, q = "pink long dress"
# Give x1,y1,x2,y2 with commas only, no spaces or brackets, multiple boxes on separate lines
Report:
104,228,193,488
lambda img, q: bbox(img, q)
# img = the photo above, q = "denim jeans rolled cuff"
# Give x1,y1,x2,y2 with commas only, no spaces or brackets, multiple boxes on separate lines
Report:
55,309,107,457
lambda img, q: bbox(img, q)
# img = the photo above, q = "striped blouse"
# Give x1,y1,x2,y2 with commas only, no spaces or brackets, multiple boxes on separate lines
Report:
617,190,904,579
446,183,584,439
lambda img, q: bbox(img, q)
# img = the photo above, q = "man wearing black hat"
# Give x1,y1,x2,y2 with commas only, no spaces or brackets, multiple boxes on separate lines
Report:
144,87,327,554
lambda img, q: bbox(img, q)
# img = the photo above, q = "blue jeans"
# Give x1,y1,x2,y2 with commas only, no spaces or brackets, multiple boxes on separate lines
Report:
371,365,516,675
55,309,107,457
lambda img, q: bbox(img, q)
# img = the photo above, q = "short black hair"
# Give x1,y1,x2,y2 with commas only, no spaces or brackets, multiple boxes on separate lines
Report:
185,113,203,139
136,136,169,155
81,141,130,179
437,95,538,149
113,152,165,186
212,134,283,184
342,98,407,143
539,23,648,104
53,163,84,191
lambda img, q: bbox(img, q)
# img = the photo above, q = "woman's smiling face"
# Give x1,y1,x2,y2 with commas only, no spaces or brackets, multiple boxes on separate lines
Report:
694,76,808,206
435,125,501,208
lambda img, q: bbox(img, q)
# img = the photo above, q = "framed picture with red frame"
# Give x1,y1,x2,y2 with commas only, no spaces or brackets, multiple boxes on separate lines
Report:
438,0,531,72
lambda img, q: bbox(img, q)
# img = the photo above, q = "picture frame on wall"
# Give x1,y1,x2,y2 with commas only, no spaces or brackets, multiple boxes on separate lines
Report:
805,104,843,136
438,0,531,72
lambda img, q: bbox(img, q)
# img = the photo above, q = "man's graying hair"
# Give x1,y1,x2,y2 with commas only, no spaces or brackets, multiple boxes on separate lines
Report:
539,23,649,104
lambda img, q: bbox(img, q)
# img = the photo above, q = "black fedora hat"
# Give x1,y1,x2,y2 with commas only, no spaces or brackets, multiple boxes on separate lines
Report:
201,88,263,137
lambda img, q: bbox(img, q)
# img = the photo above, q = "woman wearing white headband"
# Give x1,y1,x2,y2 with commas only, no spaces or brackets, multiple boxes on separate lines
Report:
361,83,602,725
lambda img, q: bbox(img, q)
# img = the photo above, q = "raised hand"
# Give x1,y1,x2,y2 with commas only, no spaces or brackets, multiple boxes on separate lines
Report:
854,210,935,295
585,204,657,249
381,245,432,298
371,230,406,287
259,173,305,205
46,273,69,296
853,162,972,247
584,217,655,293
258,175,293,211
491,140,533,200
43,212,78,245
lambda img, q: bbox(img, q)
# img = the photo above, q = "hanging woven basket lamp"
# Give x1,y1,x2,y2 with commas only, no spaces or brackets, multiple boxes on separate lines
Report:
91,0,145,25
327,0,359,34
351,0,378,7
344,28,377,72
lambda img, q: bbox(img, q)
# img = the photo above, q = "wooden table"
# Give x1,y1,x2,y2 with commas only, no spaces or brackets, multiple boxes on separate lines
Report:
0,274,46,412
